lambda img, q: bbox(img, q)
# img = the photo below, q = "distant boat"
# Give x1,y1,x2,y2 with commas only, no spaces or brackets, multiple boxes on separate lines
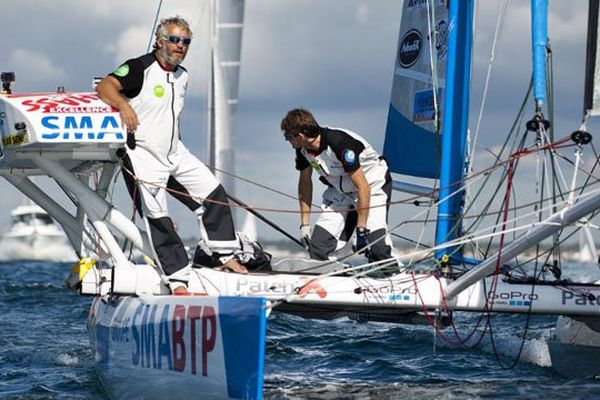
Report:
0,200,75,262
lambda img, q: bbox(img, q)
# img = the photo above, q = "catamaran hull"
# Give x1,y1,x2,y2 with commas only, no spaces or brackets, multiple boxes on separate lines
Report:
189,268,600,318
87,295,267,400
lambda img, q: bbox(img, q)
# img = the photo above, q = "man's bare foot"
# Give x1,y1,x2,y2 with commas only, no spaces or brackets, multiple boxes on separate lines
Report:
172,285,190,295
219,259,248,274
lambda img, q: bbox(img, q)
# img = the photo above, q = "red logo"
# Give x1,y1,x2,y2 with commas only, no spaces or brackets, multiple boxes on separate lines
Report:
18,93,112,113
298,277,328,299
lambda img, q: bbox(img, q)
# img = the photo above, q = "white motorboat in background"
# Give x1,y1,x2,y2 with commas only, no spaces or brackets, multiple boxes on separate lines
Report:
0,200,75,262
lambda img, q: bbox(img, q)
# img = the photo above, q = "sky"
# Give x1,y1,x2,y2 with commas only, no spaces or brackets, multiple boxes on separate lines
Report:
0,0,597,247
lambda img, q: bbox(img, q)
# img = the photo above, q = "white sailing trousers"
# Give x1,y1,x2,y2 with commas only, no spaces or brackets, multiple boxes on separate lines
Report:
310,161,393,261
123,142,239,276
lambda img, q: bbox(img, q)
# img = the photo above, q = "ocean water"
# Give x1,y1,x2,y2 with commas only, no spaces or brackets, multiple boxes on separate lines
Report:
1,260,600,399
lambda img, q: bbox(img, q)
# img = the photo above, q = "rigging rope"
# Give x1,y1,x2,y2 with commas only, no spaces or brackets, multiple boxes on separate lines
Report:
146,0,163,53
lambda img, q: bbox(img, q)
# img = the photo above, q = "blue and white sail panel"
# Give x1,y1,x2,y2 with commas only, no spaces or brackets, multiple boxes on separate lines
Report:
383,0,449,179
89,295,267,400
584,0,600,116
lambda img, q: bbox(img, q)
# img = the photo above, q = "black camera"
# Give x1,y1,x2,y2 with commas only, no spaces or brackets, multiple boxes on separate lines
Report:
1,72,15,93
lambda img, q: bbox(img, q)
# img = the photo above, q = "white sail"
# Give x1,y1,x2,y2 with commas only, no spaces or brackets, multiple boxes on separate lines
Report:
240,212,258,242
579,224,597,263
207,0,244,193
206,0,257,237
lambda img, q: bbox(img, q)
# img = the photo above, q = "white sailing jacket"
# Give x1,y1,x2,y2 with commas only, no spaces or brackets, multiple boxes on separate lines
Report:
110,52,188,163
296,127,388,195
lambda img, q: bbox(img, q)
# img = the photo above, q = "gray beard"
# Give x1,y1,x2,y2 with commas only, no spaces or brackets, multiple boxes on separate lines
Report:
158,46,183,69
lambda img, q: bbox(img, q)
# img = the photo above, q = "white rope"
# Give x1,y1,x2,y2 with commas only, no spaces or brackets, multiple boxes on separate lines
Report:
469,0,510,173
426,0,441,131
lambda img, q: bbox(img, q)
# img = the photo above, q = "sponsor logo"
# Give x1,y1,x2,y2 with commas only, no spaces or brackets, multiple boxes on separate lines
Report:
342,149,356,165
398,29,422,68
129,303,217,376
562,291,600,307
236,278,297,295
389,294,412,301
40,115,124,141
20,93,104,113
154,84,165,98
489,291,538,307
298,277,328,299
354,286,414,301
309,160,322,172
113,64,130,77
48,106,113,113
413,89,440,123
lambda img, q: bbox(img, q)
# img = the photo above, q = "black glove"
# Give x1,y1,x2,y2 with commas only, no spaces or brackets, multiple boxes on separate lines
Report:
356,226,370,253
126,132,136,150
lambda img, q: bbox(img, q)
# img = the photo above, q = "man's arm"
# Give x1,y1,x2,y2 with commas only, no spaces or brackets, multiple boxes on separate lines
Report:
298,166,313,226
96,76,139,133
349,167,370,228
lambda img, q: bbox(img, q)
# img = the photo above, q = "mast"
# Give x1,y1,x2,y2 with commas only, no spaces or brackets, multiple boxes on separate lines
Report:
584,0,600,117
531,0,548,112
434,0,475,261
207,0,245,193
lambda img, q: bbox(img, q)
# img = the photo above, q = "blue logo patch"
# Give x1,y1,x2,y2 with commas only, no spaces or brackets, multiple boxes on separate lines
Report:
343,149,356,165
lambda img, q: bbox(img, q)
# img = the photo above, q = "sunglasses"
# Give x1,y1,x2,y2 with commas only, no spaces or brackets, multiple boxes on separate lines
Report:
284,131,300,141
161,35,192,46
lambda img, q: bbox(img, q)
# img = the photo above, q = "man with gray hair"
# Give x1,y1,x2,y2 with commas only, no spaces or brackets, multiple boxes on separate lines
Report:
97,16,247,295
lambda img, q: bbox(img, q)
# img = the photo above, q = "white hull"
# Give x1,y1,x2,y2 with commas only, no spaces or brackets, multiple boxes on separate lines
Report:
88,294,267,399
83,259,600,319
189,268,600,318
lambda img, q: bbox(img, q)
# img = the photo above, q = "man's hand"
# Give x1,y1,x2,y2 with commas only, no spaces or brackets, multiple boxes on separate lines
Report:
219,258,248,274
355,226,371,258
96,76,139,134
119,102,139,131
300,224,311,249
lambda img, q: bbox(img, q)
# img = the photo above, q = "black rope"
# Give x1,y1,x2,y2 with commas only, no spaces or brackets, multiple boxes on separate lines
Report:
226,193,304,248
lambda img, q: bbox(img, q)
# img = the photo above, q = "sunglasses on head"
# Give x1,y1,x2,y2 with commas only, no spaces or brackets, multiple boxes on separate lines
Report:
161,35,192,46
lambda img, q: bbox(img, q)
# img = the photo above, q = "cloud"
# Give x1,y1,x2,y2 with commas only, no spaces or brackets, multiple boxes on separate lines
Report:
8,48,67,86
355,3,371,25
110,26,155,65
